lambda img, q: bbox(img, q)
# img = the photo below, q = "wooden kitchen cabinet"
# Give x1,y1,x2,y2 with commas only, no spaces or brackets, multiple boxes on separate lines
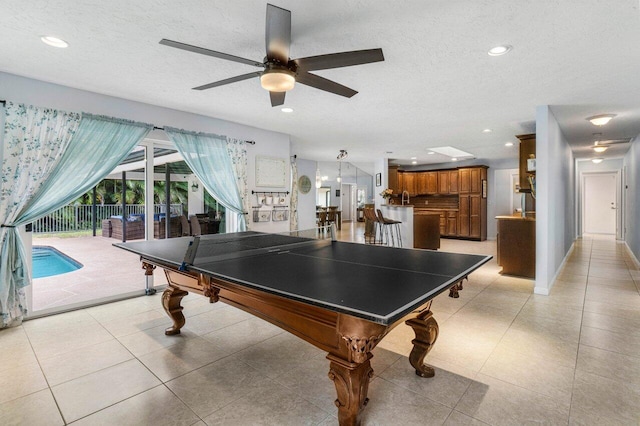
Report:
469,194,481,238
416,172,428,195
457,166,487,240
388,166,401,194
402,172,417,196
458,195,470,237
449,170,459,193
438,171,449,194
438,212,446,236
426,172,438,194
497,216,535,277
517,133,536,193
388,164,487,241
459,168,470,193
446,211,458,235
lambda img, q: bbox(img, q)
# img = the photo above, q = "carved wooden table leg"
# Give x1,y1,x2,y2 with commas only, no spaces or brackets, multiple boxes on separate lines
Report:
405,310,439,377
327,353,374,426
448,282,460,298
162,285,189,335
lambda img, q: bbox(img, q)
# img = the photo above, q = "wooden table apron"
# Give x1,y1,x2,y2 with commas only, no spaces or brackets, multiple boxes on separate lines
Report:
142,259,441,426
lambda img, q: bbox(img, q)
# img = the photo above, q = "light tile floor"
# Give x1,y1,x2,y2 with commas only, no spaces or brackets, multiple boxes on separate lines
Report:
2,225,640,425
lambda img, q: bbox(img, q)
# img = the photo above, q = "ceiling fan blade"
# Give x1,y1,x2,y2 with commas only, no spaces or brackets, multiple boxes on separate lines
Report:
265,4,291,63
160,39,264,68
296,72,358,98
294,48,384,71
270,91,286,107
596,138,632,145
193,72,262,90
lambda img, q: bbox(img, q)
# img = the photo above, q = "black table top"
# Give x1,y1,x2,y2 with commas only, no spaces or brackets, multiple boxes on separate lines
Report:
115,232,491,325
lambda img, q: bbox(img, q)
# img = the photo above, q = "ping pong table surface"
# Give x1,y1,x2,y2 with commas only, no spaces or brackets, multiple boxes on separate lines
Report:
115,231,491,325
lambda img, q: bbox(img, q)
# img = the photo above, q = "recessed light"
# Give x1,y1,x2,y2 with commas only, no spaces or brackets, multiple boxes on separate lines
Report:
411,161,417,165
505,142,514,147
587,114,616,126
451,158,458,161
410,157,417,160
488,45,512,56
591,158,604,164
482,128,492,133
281,107,293,113
427,151,435,155
40,36,68,48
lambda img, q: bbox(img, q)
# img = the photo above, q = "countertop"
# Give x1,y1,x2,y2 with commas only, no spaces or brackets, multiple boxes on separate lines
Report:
495,214,536,221
381,204,414,208
414,208,459,212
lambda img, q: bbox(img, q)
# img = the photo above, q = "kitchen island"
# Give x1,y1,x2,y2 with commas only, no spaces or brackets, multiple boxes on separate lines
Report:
379,205,440,250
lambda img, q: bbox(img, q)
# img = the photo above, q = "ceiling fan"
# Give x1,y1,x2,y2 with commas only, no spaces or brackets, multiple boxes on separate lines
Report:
159,3,384,107
592,138,631,152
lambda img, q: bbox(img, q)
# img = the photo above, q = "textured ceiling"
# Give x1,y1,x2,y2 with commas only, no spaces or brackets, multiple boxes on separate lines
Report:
1,0,640,166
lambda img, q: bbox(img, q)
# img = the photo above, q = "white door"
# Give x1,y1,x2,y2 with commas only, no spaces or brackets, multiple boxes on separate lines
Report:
340,184,352,220
583,173,617,234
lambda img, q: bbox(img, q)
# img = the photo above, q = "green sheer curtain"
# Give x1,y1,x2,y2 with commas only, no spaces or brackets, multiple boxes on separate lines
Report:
0,103,152,328
165,128,247,231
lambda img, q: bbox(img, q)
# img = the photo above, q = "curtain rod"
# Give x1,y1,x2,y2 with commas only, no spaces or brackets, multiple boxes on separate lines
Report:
152,126,255,144
0,104,256,143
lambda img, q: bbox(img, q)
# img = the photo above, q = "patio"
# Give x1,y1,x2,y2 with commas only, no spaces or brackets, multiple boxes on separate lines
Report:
32,235,168,312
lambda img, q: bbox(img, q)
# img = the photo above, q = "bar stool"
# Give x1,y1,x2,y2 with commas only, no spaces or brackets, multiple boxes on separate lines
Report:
317,210,328,236
363,207,380,244
376,209,403,247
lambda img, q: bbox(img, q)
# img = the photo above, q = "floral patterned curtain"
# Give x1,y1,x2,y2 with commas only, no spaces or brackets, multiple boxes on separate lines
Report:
290,156,299,231
0,102,81,327
0,102,152,328
226,138,249,231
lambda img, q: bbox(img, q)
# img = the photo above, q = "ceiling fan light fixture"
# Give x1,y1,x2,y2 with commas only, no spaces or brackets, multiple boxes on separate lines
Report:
587,114,616,126
593,146,608,153
260,69,295,92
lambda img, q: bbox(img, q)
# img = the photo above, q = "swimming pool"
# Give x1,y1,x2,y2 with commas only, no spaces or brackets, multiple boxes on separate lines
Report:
32,246,83,279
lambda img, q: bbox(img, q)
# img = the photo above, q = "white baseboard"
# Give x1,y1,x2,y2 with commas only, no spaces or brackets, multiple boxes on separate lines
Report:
625,242,640,269
534,240,576,296
533,286,550,295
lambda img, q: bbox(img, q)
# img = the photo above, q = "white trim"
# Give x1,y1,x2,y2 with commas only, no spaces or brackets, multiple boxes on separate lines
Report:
625,241,640,269
580,170,620,237
535,240,576,295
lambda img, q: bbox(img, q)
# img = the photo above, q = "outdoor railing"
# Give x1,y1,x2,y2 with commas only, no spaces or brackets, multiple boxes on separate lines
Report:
32,204,183,234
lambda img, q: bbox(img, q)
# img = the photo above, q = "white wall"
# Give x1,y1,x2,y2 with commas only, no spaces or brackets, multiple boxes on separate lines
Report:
535,105,575,295
623,133,640,263
492,168,520,235
295,159,318,231
0,72,292,233
374,157,388,208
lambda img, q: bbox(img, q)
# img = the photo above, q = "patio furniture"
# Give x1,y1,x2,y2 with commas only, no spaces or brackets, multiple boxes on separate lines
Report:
154,216,182,239
109,216,145,241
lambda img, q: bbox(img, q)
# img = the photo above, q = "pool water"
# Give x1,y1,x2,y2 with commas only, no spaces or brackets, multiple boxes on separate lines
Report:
32,246,83,279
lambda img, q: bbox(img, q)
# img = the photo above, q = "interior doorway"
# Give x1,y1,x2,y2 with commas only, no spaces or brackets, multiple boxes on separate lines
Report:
340,183,356,222
582,172,619,236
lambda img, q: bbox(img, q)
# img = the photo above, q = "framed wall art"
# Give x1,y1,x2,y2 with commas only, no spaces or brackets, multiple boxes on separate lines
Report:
375,173,382,187
256,156,286,188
